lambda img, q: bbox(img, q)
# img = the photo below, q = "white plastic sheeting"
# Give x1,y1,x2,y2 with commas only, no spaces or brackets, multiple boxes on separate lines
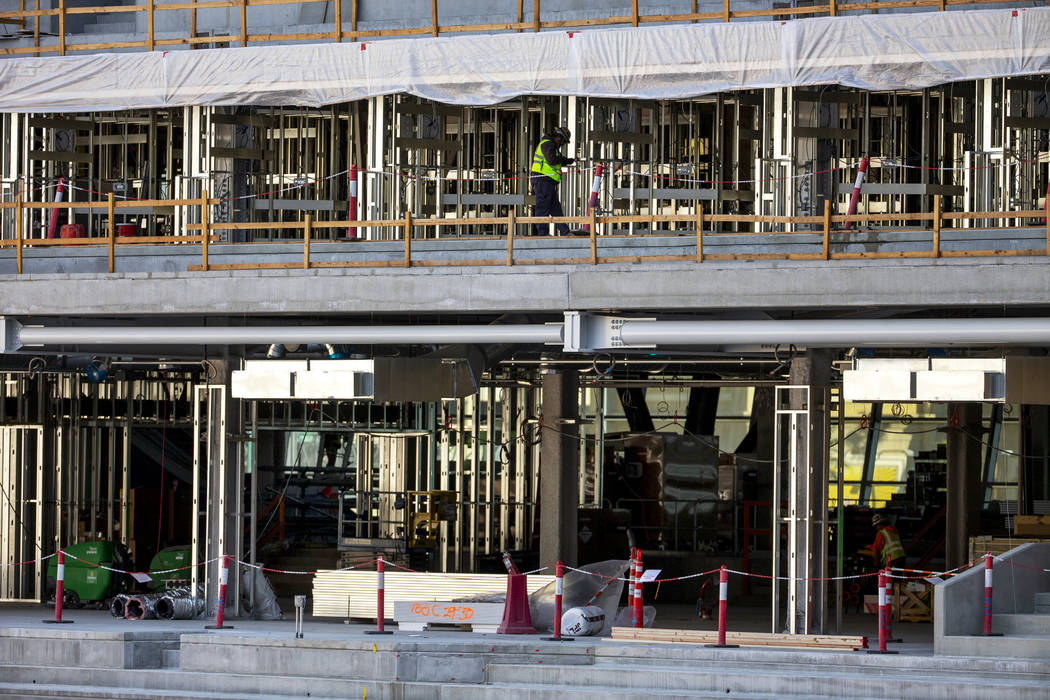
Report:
1,8,1049,112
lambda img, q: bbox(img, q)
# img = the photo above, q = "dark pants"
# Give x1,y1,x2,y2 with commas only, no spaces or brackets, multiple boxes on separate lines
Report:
532,175,569,236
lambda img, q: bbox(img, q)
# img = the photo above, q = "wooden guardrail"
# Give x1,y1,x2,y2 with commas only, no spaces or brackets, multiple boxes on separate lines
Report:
3,194,1050,273
0,0,1025,57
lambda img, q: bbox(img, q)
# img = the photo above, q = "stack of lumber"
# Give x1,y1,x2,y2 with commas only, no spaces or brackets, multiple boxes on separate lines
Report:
609,627,867,650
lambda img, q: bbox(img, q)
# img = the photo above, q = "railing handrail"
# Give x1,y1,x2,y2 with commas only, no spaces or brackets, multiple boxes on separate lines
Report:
3,192,1050,273
0,0,1029,57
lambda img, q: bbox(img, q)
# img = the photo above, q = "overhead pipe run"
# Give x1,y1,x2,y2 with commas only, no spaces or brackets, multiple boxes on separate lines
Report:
4,314,1050,354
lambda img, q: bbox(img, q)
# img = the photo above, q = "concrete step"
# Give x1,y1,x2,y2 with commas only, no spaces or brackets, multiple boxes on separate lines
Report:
994,613,1050,635
160,648,179,669
592,643,1050,681
487,662,1050,699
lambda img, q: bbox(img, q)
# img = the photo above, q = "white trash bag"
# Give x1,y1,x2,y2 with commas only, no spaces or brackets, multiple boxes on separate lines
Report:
560,605,606,636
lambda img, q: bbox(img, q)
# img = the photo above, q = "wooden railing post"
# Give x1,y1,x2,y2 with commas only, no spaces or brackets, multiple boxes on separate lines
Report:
822,199,831,260
431,0,439,36
1045,196,1050,257
190,0,197,45
351,0,358,41
506,209,515,266
534,0,540,32
632,0,639,26
240,0,247,47
403,211,412,268
107,193,115,273
696,204,704,263
334,0,342,42
200,189,210,271
589,209,598,264
723,0,730,22
932,194,941,258
147,0,154,51
517,0,524,32
829,0,837,16
58,0,65,55
303,214,312,270
15,196,23,275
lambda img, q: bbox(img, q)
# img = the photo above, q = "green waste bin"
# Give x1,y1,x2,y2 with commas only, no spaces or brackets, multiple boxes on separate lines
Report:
47,541,129,607
148,546,192,590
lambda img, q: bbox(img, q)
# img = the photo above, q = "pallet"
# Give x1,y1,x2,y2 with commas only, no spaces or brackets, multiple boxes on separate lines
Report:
608,627,867,650
896,580,933,623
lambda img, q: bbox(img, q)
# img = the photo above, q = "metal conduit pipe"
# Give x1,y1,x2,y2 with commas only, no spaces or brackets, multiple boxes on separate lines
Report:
11,324,563,350
617,318,1050,347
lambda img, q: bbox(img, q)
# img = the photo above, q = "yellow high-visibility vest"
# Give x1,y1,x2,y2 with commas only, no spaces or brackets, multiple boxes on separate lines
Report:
531,139,561,182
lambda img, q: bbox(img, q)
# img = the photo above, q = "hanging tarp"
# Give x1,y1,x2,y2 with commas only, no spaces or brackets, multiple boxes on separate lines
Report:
0,8,1048,112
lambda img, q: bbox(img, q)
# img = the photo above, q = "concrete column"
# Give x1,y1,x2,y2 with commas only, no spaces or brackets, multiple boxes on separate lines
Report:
201,359,243,617
786,350,832,633
539,369,579,568
945,403,983,570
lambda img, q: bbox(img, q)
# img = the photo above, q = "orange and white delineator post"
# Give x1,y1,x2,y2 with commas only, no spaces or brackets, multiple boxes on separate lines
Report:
981,553,1003,636
632,549,644,628
541,560,573,641
585,163,604,232
366,555,393,635
704,565,739,648
205,554,233,629
348,165,359,239
43,550,74,624
843,156,869,230
867,569,898,654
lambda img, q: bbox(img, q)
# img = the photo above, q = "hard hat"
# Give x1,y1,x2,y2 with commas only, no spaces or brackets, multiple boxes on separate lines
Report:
872,513,886,527
552,126,571,143
560,605,605,637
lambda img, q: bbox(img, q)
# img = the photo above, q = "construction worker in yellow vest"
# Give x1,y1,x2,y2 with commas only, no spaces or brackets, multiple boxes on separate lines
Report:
867,512,906,570
530,126,576,236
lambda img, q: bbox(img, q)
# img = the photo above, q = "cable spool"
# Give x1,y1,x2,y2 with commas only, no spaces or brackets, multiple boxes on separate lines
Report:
156,587,205,620
109,594,129,618
124,593,163,620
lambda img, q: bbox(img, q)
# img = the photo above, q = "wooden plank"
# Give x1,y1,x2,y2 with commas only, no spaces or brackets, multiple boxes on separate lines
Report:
303,213,311,270
404,211,412,268
200,189,210,270
431,0,438,36
147,0,154,52
58,0,64,55
695,205,703,263
822,199,831,260
589,208,597,264
15,197,23,275
333,0,341,42
609,627,866,649
533,0,539,32
506,209,515,266
932,194,941,258
632,0,639,26
107,193,115,273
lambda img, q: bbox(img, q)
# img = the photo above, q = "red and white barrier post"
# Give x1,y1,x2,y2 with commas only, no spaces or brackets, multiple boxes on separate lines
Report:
842,156,869,230
348,165,359,239
884,571,902,643
867,569,898,654
585,163,604,232
205,554,233,629
47,177,66,239
542,560,573,641
980,553,1005,636
705,565,738,648
633,549,644,628
366,555,392,634
44,550,74,624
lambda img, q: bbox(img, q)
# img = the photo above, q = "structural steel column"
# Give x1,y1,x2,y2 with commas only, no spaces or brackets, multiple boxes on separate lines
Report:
946,403,983,569
539,369,579,568
786,351,831,633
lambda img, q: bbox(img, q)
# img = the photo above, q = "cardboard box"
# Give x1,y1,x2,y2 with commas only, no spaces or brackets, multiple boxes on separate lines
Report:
1014,515,1050,537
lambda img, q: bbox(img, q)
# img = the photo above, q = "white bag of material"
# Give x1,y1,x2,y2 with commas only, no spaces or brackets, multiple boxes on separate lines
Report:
529,559,629,636
613,604,657,629
561,606,606,637
239,567,284,620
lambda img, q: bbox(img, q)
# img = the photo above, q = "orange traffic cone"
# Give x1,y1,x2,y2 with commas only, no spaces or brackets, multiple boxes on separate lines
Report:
498,573,535,634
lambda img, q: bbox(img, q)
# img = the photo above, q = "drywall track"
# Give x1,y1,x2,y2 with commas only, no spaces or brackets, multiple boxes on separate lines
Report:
1,8,1049,111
